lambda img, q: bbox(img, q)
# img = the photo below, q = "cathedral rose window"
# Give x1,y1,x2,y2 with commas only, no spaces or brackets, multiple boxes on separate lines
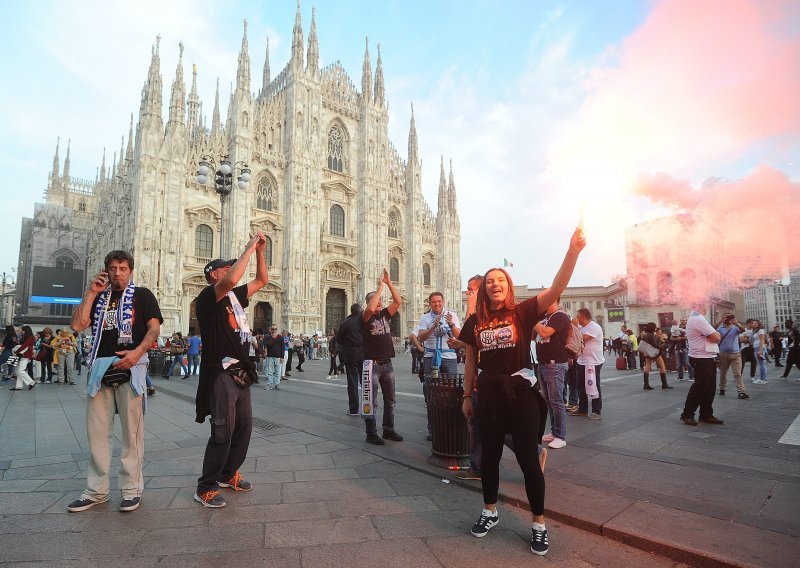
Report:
328,126,344,172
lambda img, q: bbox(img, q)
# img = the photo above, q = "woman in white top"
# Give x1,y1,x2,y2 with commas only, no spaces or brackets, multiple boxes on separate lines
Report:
751,320,768,383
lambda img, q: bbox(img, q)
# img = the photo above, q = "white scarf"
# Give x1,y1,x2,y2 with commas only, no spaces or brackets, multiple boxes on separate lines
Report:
227,290,251,345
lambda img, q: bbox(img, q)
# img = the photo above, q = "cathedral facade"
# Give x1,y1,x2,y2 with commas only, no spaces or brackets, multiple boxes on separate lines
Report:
23,7,461,336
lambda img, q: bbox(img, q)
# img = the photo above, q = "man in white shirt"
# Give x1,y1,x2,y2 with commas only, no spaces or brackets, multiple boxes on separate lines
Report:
410,292,461,440
680,305,723,426
571,308,605,420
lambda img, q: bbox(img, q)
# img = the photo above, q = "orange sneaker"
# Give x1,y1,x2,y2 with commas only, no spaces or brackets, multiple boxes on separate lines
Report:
218,470,252,492
193,490,226,508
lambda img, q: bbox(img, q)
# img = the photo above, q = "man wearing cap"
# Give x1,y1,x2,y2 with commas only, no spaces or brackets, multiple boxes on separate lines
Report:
193,233,268,508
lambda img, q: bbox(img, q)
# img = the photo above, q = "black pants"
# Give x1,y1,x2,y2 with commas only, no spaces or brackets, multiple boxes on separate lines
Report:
286,350,293,371
328,355,338,375
477,374,545,516
773,346,783,366
294,350,305,370
197,372,253,493
344,361,362,413
783,348,799,377
682,357,717,420
740,346,756,377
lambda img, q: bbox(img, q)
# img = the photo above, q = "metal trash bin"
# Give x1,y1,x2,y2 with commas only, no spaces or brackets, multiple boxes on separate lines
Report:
148,350,165,377
427,373,470,469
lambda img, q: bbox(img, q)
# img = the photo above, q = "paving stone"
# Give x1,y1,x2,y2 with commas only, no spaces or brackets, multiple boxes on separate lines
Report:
10,453,78,468
256,453,335,472
71,507,212,532
294,468,358,481
5,558,159,568
263,432,326,445
264,517,379,547
0,491,64,514
330,448,382,468
34,478,92,492
371,510,474,539
2,461,80,480
136,523,264,556
208,502,330,526
282,478,396,503
0,512,80,533
246,444,308,457
354,460,409,478
0,479,48,493
306,440,350,454
142,458,205,476
300,537,442,568
326,495,439,517
0,528,145,561
155,548,300,568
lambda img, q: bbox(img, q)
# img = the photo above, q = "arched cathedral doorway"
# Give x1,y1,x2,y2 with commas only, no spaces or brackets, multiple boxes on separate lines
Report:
253,302,273,333
325,288,346,334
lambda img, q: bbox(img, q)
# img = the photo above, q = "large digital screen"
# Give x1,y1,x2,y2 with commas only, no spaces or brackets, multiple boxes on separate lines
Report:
30,266,84,304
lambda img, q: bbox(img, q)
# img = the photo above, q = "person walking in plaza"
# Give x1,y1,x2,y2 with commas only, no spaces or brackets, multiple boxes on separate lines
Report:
362,269,404,445
459,227,585,556
640,322,673,390
193,233,268,508
0,325,17,381
716,313,749,399
54,328,78,385
410,291,461,441
326,328,340,379
66,250,163,512
292,335,306,372
781,320,800,379
167,332,188,378
571,308,606,419
626,329,638,371
187,329,202,376
262,325,284,390
680,305,723,426
751,320,769,384
9,326,36,391
533,299,571,449
37,328,55,383
337,303,364,416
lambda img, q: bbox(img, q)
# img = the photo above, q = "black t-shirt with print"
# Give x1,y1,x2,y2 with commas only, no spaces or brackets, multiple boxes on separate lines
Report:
195,284,251,370
535,310,570,363
90,287,163,358
461,297,542,375
362,307,396,360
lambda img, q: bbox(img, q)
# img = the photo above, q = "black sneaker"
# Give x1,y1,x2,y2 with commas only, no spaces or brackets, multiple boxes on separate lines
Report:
470,509,499,537
365,434,385,445
382,431,404,442
194,490,227,508
738,392,750,399
67,495,108,512
345,410,359,416
147,387,156,396
719,389,725,395
119,496,140,512
680,415,698,426
218,471,252,492
530,527,549,555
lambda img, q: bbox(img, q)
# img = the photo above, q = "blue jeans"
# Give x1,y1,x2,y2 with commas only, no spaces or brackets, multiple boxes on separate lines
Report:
265,357,282,387
168,354,188,376
539,362,568,440
757,355,767,381
188,354,200,375
145,373,154,388
364,360,396,436
677,349,694,380
422,356,459,435
577,363,603,414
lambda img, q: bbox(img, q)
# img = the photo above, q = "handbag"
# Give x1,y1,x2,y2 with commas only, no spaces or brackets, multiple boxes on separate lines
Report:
639,340,660,359
101,367,131,388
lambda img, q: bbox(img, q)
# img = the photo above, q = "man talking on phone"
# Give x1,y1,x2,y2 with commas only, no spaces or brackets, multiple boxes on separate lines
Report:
67,250,163,513
410,291,461,441
193,232,268,508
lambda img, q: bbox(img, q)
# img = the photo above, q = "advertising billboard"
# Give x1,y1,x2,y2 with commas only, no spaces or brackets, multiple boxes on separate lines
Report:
607,308,626,322
30,266,84,304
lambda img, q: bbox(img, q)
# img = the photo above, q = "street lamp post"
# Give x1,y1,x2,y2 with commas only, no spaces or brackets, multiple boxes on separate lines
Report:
196,155,251,258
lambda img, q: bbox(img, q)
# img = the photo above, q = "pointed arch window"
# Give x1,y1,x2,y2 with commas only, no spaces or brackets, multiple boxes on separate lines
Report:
78,200,86,212
195,224,213,258
390,258,400,283
256,176,275,211
423,263,431,286
55,255,74,270
388,208,401,239
327,125,344,172
264,236,273,266
330,204,345,237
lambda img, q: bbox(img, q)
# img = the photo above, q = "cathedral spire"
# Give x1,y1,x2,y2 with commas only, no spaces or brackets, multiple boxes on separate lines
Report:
51,137,60,178
260,37,271,98
361,37,372,102
117,136,125,176
306,6,319,74
187,63,201,137
448,159,458,215
63,139,71,181
408,103,418,164
99,148,107,182
291,0,304,70
142,35,163,123
374,43,385,106
211,78,221,134
126,115,134,163
236,20,251,93
437,155,447,215
167,42,186,128
111,150,117,180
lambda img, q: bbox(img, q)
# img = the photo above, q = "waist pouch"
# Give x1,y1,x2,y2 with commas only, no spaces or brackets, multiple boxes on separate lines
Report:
228,365,255,388
102,367,131,388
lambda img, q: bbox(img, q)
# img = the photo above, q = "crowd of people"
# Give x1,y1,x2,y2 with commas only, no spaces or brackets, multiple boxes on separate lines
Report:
0,324,90,389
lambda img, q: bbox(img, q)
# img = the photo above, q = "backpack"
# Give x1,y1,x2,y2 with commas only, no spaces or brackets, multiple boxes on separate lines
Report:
543,310,584,358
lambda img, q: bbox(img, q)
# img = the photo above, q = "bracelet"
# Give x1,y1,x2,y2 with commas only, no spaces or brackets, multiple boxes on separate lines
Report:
462,393,473,399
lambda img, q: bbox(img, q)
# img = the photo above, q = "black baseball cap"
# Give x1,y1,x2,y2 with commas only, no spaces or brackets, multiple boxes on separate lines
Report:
204,258,235,282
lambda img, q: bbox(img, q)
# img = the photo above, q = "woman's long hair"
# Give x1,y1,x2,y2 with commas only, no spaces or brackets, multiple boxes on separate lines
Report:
21,325,34,342
476,267,517,325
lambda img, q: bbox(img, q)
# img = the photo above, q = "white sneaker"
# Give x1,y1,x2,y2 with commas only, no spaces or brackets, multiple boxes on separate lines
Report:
541,433,555,443
548,438,567,449
325,375,332,379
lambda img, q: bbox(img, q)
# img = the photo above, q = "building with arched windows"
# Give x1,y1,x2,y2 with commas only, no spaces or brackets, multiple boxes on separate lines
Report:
18,8,461,334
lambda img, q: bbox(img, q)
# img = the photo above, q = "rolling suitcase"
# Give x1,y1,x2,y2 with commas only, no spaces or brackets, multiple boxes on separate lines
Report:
616,356,627,371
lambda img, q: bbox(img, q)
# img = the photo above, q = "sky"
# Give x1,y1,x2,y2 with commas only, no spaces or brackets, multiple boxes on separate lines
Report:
1,0,798,292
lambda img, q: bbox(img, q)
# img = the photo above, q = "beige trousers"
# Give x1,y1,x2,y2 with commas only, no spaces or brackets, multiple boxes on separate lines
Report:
718,352,744,393
85,385,145,500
